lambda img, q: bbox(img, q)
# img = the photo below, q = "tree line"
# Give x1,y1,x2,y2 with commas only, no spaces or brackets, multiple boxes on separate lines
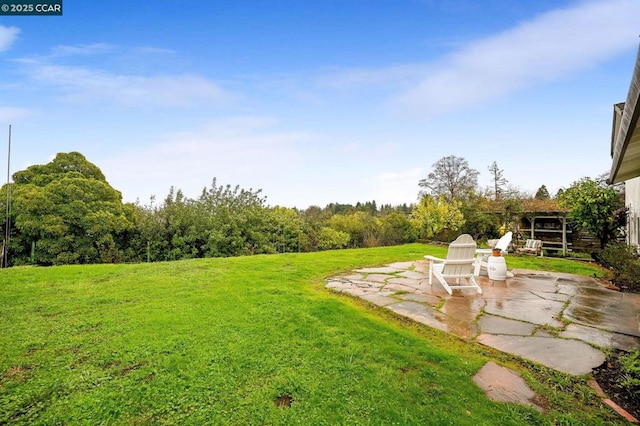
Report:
0,152,625,266
0,153,419,265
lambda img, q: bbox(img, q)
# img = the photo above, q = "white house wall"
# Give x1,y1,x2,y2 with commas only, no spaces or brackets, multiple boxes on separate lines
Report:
626,176,640,248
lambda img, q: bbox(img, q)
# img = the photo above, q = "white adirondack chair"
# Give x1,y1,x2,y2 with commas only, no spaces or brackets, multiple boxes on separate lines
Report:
424,234,482,295
474,231,513,276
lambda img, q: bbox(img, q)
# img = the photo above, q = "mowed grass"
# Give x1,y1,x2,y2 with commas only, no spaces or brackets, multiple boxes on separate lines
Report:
0,244,619,424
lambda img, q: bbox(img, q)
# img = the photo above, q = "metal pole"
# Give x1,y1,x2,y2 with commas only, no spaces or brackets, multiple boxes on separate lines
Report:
3,125,11,268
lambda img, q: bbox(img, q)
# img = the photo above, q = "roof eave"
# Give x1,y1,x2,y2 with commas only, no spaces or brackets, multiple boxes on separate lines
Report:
610,46,640,184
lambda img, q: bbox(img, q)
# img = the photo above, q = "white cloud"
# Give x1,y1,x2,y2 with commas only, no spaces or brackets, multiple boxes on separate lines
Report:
100,116,316,202
100,116,419,207
25,64,229,107
14,43,229,107
49,43,113,57
49,43,175,58
133,46,176,55
372,167,424,205
397,0,640,116
316,64,431,90
0,25,19,52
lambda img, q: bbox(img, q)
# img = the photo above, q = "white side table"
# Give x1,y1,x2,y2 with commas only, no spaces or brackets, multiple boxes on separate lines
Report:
487,256,507,280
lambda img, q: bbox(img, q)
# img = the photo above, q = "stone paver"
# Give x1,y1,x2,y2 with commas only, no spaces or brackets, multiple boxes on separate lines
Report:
560,323,640,352
355,266,403,274
387,261,417,270
386,301,449,333
341,287,379,297
397,270,428,280
362,273,394,283
529,290,571,303
483,294,565,328
386,277,424,287
477,315,537,336
396,293,441,305
360,293,398,307
564,287,640,337
382,282,418,293
472,362,544,412
476,334,606,376
342,273,365,281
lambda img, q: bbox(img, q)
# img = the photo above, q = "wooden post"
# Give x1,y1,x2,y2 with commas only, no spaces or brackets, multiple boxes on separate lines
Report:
561,215,567,256
530,216,535,239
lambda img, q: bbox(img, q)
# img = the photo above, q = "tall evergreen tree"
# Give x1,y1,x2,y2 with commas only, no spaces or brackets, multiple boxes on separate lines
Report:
535,185,550,199
488,161,508,201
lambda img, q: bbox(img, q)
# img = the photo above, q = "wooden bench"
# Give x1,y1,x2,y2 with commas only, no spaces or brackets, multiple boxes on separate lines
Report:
516,239,543,256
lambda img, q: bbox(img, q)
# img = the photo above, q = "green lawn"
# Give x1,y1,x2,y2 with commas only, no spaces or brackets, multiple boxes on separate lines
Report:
0,244,620,424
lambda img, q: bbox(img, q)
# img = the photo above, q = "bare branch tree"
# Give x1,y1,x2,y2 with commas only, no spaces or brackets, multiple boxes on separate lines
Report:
419,155,479,201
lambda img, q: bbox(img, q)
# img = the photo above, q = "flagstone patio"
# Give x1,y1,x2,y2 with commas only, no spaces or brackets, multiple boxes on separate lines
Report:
326,260,640,418
326,260,640,376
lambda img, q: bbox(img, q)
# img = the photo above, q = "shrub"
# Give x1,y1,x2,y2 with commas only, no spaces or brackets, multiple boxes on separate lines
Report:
598,242,640,292
619,350,640,391
378,212,417,246
316,227,350,251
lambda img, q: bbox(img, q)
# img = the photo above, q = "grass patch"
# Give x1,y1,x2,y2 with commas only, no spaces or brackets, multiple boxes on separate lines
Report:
506,255,607,278
0,244,621,424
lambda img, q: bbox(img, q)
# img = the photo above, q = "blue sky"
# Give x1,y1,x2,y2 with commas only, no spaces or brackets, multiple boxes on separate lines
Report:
0,0,639,208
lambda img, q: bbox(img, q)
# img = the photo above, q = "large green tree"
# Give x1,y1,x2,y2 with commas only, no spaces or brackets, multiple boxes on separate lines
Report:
3,152,131,265
458,194,500,240
558,177,625,249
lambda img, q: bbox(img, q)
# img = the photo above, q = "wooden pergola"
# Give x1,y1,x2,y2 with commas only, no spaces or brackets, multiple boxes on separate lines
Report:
519,212,570,256
490,199,571,256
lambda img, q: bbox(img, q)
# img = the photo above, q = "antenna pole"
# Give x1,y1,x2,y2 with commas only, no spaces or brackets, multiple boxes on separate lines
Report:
3,125,11,268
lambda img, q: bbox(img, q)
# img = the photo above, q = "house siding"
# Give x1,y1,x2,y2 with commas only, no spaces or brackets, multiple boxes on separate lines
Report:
626,176,640,248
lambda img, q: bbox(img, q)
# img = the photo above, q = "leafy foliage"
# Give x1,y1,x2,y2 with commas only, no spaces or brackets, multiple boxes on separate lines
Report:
598,242,640,291
315,226,350,250
327,211,373,248
619,350,640,389
126,180,282,260
3,152,131,265
594,349,640,420
558,178,624,248
411,195,464,241
378,212,418,246
500,198,524,239
3,151,622,266
458,195,500,240
12,151,106,185
92,178,418,262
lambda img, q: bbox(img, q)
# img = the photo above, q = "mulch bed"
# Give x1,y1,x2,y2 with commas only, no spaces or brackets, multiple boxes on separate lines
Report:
593,350,640,421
